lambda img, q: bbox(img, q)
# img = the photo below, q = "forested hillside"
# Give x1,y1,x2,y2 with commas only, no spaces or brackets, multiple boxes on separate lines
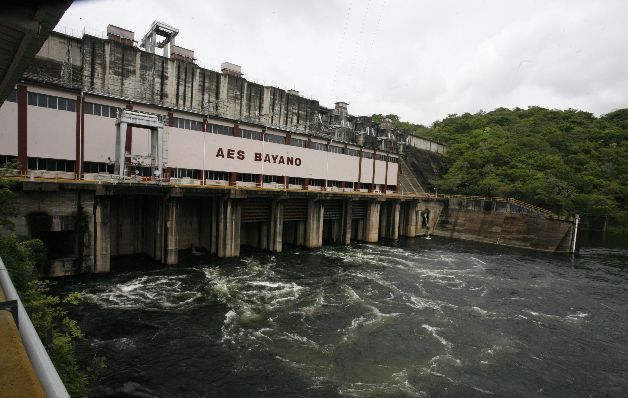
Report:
386,107,627,231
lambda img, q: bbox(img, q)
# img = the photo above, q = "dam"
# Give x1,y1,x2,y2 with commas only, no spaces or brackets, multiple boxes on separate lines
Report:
11,179,577,277
0,21,578,277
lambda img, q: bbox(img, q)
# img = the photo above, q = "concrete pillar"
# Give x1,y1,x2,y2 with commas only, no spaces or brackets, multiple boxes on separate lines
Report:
380,201,400,240
267,200,284,252
210,198,218,255
94,197,110,273
217,198,241,257
341,199,352,245
305,199,323,248
400,202,418,237
165,199,179,265
363,201,380,243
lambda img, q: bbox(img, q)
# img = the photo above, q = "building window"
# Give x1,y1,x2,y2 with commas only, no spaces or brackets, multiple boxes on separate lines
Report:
84,102,120,118
37,93,46,107
209,123,233,136
26,91,76,112
47,96,57,109
363,152,373,159
240,129,262,140
378,154,387,161
236,173,256,182
83,162,113,174
327,180,339,187
346,148,360,157
311,142,326,151
173,168,200,179
309,179,323,187
329,145,343,154
27,157,75,172
290,138,306,148
205,170,228,181
263,175,280,183
288,177,302,186
27,92,37,106
344,181,354,189
0,155,17,167
264,134,285,144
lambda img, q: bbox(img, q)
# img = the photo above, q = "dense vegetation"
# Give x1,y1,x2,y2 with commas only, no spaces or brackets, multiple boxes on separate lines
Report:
378,107,627,231
0,165,88,397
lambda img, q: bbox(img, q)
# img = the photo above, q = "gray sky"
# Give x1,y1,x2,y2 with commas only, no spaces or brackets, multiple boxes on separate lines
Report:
57,0,628,125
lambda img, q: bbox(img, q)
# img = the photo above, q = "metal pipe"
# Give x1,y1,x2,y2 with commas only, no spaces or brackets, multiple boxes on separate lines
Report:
0,257,70,398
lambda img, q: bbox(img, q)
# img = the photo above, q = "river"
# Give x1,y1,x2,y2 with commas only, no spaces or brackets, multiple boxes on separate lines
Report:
52,234,628,397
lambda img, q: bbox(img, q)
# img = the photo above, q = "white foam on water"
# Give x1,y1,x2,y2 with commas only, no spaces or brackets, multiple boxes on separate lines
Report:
523,309,586,323
472,386,496,395
565,311,589,322
471,306,492,316
421,324,452,348
82,274,202,310
428,354,462,367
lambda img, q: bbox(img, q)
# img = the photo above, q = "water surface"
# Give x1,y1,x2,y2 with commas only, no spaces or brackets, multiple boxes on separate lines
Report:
54,236,628,397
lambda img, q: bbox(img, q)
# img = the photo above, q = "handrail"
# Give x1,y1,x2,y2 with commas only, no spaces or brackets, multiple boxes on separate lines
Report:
0,257,70,398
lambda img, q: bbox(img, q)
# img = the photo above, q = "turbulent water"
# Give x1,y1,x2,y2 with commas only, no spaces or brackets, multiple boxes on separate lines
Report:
53,235,628,397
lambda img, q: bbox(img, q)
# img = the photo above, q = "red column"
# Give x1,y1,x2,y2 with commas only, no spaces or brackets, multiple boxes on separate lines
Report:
80,96,85,179
233,123,240,137
356,148,362,191
383,156,389,194
165,112,174,179
370,150,377,193
302,178,309,190
75,94,82,179
124,104,133,176
202,118,208,184
17,85,27,174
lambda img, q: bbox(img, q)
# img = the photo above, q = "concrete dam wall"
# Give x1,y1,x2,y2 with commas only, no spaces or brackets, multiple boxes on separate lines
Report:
5,181,578,277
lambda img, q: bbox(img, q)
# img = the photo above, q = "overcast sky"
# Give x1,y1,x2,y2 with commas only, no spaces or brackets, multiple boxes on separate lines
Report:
57,0,628,125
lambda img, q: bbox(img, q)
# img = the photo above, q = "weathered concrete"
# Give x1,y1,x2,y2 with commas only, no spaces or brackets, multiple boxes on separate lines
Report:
94,197,110,273
268,199,284,252
304,199,323,249
379,201,400,240
217,198,240,257
399,201,418,237
3,182,578,276
362,201,380,243
433,198,574,252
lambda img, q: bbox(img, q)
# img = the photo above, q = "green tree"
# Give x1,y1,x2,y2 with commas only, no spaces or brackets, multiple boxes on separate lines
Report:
0,163,88,397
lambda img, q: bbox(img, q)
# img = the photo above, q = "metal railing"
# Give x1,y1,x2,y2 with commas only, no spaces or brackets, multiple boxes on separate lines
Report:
0,257,70,398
